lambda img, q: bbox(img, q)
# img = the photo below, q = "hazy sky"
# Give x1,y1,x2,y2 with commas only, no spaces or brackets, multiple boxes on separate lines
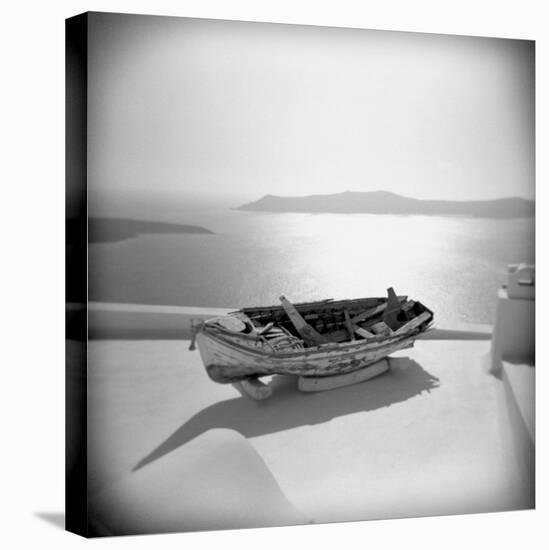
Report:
88,13,534,213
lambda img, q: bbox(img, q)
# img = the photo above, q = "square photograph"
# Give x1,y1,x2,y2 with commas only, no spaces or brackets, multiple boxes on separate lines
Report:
66,11,535,537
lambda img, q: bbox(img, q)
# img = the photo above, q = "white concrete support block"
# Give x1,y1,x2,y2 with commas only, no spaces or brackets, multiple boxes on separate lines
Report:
232,377,274,400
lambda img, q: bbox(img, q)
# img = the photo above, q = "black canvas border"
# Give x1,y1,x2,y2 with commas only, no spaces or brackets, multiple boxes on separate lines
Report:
65,11,88,537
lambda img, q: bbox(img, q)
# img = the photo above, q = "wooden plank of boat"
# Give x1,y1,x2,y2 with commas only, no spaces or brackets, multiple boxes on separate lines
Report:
382,287,403,330
350,296,408,325
393,311,432,335
240,296,407,316
279,295,329,346
318,302,413,343
298,359,390,392
343,309,356,341
370,321,393,336
350,303,386,324
353,325,375,339
232,376,273,400
402,300,416,312
312,313,405,343
354,300,415,334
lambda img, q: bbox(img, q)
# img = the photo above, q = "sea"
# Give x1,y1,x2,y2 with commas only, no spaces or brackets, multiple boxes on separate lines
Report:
88,207,534,327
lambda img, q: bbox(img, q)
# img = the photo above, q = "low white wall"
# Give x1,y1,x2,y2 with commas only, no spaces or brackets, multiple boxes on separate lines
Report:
75,302,493,341
500,361,535,503
491,288,535,371
419,324,492,341
85,302,234,339
488,286,535,496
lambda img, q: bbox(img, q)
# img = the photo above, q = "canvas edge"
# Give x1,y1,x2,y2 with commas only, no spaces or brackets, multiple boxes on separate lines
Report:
65,11,89,538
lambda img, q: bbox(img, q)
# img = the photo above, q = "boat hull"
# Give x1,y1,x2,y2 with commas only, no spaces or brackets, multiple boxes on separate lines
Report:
196,330,416,383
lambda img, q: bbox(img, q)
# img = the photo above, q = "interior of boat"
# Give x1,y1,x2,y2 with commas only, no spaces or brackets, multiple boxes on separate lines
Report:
226,288,433,348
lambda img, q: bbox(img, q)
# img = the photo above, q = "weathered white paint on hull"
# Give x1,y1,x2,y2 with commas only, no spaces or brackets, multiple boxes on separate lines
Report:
196,331,415,383
298,358,390,392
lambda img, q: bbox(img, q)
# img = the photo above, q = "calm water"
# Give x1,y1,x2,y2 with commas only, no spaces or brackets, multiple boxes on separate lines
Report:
88,210,534,326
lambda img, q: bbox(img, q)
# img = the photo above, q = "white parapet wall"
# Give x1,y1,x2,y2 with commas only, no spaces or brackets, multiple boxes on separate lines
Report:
491,288,535,372
500,361,535,495
489,264,535,483
76,302,494,341
65,301,497,341
85,302,235,339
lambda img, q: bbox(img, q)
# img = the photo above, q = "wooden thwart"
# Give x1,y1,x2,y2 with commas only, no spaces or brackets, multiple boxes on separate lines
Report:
298,359,390,392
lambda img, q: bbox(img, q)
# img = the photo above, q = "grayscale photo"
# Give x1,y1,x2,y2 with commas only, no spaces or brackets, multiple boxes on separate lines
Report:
66,11,535,537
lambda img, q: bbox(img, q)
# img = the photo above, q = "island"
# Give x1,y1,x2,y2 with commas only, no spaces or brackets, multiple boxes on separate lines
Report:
237,191,534,218
67,217,214,244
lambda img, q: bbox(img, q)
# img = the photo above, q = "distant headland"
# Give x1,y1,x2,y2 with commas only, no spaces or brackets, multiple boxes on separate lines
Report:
67,217,214,244
237,191,534,218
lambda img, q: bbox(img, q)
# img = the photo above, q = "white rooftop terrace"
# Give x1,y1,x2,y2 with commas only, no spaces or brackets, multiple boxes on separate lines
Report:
74,301,534,536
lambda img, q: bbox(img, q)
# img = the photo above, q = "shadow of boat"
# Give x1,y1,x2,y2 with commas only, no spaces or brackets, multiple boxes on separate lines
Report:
134,357,439,471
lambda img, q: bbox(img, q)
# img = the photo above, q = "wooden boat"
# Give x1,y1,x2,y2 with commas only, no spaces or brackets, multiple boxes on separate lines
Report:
190,288,433,392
